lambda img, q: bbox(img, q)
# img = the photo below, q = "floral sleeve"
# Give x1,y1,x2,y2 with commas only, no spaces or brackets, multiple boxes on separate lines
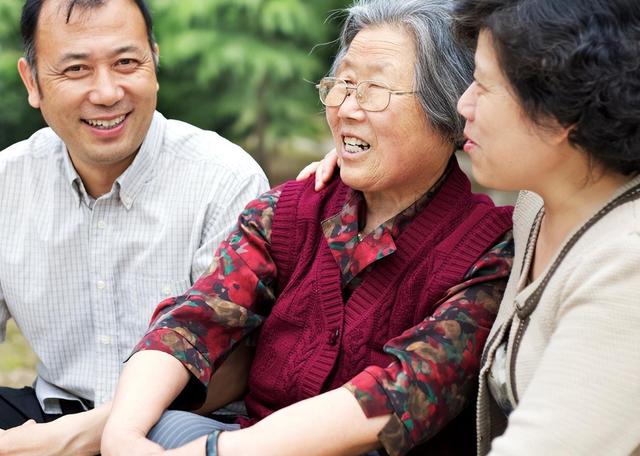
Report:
345,231,514,456
131,187,283,385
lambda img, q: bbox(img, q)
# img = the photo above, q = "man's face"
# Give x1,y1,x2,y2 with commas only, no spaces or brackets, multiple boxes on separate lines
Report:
18,0,158,178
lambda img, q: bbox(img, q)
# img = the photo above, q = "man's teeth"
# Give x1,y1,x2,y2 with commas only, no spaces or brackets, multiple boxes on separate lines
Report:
343,136,370,153
85,115,126,129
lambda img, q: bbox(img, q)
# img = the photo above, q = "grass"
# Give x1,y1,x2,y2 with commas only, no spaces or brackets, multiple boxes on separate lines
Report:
0,319,38,387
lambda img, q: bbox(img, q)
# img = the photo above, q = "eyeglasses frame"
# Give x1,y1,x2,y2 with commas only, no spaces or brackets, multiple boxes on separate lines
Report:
315,77,417,112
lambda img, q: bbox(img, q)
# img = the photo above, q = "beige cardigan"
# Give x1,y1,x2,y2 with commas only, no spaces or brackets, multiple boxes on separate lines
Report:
478,176,640,455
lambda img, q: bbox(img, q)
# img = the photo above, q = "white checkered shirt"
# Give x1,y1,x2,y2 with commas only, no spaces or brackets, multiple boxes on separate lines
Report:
0,111,269,412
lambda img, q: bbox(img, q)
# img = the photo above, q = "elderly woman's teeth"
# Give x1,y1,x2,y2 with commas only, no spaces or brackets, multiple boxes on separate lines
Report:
344,136,371,153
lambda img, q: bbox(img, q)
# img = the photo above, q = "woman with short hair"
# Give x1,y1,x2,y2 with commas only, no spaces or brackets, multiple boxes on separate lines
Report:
101,1,513,455
455,0,640,453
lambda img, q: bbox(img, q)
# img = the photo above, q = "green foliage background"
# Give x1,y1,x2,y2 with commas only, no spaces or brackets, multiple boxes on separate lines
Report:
0,0,350,182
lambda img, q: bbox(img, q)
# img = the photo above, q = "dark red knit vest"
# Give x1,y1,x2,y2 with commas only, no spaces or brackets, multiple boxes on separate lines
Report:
243,159,513,427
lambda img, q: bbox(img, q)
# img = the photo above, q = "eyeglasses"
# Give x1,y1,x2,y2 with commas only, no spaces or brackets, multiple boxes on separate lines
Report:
316,77,417,112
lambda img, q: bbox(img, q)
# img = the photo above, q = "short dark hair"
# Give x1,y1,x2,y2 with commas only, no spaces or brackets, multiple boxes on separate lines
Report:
21,0,157,72
454,0,640,175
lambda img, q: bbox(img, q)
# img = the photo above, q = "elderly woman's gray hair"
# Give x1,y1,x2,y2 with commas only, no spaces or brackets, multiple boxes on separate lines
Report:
331,0,473,146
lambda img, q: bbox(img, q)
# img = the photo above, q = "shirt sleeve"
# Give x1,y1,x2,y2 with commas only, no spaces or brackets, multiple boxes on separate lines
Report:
132,186,282,387
345,231,514,456
191,172,270,282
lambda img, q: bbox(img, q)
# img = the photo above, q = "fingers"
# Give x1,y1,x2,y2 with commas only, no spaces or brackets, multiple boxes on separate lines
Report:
295,162,321,181
314,149,339,191
296,148,340,191
314,166,325,191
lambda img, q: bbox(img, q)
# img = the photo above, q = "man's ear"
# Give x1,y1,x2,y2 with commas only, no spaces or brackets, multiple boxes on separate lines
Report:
153,43,160,91
17,57,41,109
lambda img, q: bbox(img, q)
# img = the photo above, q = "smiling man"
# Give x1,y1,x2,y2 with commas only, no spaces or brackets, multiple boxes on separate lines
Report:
0,0,267,454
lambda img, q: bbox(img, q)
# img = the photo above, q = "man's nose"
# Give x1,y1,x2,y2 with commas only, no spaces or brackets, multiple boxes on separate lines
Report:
88,69,125,106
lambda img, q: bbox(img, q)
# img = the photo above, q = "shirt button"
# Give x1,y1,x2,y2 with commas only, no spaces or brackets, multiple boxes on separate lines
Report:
98,335,112,345
328,328,340,345
162,285,172,296
96,280,106,290
97,220,106,229
121,196,132,206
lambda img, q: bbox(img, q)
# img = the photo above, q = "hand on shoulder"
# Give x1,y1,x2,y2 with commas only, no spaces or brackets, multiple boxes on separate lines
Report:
296,149,339,191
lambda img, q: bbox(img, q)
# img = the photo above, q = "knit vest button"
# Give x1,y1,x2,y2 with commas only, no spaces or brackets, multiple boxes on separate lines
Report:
328,328,340,345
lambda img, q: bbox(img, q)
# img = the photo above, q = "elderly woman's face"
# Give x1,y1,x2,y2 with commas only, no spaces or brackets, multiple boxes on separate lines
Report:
457,31,567,192
326,25,451,199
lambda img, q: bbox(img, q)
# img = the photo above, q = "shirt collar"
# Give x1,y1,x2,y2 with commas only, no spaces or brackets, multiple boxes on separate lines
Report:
60,140,88,208
322,160,451,244
321,161,451,286
61,111,166,210
115,111,165,209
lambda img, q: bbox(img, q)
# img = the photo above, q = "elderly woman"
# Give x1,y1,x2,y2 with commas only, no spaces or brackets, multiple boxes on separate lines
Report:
101,1,513,455
453,0,640,454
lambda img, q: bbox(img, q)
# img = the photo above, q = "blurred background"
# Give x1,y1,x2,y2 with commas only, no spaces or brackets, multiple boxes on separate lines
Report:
0,0,515,387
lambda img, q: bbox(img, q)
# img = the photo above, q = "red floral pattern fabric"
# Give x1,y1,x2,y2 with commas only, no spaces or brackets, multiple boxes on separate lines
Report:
134,181,513,455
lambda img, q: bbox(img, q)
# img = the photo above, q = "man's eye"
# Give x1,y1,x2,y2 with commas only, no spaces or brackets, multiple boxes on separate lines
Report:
64,65,88,77
117,58,138,67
